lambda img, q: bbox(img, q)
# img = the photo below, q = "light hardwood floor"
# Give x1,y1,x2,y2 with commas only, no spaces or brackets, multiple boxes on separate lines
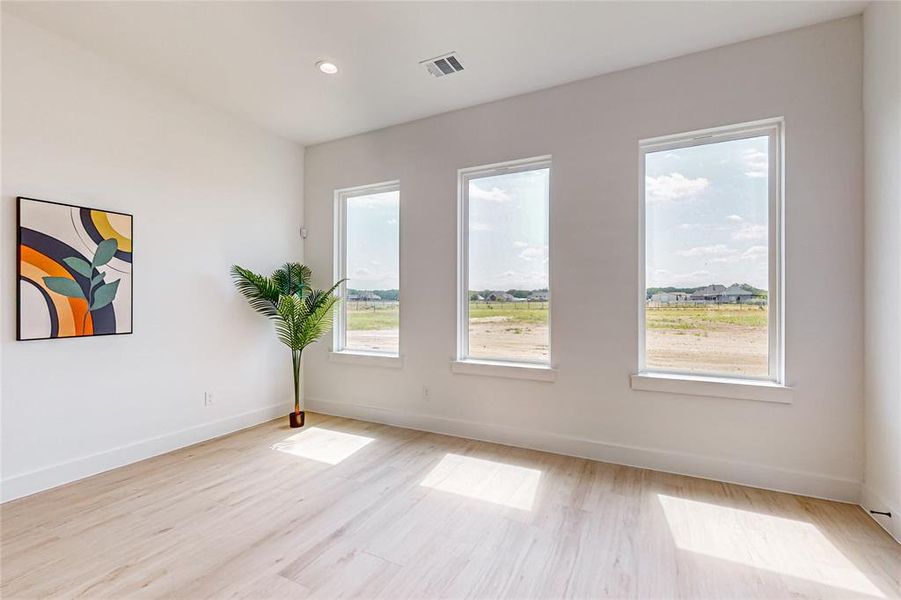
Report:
1,413,898,599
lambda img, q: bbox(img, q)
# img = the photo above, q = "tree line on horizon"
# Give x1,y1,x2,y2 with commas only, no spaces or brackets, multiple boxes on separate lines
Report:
646,283,767,299
344,287,555,302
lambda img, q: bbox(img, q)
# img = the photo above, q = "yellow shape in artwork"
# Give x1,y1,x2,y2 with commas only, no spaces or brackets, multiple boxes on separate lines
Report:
91,211,132,253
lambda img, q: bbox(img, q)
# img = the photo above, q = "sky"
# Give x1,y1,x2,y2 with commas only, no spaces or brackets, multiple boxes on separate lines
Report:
345,170,550,292
344,140,766,293
468,168,549,291
345,190,399,290
645,135,770,290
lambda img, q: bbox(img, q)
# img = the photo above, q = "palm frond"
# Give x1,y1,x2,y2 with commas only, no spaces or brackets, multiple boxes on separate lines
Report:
307,279,344,310
272,263,312,297
296,293,340,351
273,294,302,349
231,265,279,317
233,263,341,352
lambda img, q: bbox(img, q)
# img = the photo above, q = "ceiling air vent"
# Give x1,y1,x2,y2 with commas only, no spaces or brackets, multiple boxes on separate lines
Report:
421,52,464,78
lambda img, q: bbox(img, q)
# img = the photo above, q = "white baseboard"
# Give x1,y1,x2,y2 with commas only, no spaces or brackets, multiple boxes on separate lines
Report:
307,397,862,504
2,397,866,511
0,403,285,503
861,484,901,544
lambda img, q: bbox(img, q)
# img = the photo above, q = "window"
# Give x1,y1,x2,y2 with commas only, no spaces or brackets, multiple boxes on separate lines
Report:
639,120,782,382
334,182,400,356
457,157,551,365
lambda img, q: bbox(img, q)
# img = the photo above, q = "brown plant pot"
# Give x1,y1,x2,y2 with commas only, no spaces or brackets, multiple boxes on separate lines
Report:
288,411,305,428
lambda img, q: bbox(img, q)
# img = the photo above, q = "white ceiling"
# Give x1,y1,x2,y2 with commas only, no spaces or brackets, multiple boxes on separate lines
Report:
3,1,867,146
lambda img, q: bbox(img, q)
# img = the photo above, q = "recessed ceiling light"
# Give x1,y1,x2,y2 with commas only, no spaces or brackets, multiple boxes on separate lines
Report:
316,61,338,75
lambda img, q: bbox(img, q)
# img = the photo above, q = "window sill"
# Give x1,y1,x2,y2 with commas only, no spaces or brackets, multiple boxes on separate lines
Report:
630,372,792,404
329,351,403,368
451,359,557,382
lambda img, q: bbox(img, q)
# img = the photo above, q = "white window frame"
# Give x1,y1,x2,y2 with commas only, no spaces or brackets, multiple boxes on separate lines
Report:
333,180,401,359
456,156,553,369
638,118,784,386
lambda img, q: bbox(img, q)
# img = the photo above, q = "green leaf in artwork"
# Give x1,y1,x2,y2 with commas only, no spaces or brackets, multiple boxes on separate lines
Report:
92,238,119,268
63,257,93,278
43,276,85,299
91,272,106,287
90,279,120,311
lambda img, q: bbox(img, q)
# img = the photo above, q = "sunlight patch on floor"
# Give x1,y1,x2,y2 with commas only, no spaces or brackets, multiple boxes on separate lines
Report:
420,453,541,511
656,494,885,598
271,427,375,465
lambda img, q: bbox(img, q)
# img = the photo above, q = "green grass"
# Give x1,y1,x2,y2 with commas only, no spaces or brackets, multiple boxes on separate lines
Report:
468,302,549,325
647,305,767,332
347,303,399,331
346,301,550,330
347,302,762,334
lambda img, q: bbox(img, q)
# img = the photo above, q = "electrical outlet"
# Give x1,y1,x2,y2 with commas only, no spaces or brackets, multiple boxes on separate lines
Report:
422,385,431,401
204,392,214,406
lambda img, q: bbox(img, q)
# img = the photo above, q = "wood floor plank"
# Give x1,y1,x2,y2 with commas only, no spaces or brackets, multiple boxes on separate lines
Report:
1,413,898,599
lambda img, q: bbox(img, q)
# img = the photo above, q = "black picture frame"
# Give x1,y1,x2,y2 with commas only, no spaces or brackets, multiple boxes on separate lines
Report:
16,196,134,341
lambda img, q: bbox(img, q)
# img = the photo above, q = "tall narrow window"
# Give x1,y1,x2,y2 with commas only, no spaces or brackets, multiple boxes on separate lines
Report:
458,158,551,364
334,182,400,356
640,120,782,381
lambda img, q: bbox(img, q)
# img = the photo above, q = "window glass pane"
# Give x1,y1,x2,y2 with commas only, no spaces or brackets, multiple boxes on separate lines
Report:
645,136,769,377
467,167,549,363
345,189,399,354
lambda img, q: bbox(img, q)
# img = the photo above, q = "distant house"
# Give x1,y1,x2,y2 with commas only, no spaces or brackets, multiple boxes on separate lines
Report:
690,284,727,302
487,292,516,302
683,283,758,303
651,291,690,304
348,291,381,302
528,291,549,301
723,284,756,303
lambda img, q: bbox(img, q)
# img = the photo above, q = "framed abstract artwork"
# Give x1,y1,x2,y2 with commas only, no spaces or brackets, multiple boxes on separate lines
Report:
17,197,133,341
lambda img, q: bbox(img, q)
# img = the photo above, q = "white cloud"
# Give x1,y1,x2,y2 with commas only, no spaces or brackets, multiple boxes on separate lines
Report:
646,173,710,204
649,269,715,287
471,222,493,232
471,267,548,290
350,191,399,208
512,241,529,248
386,218,398,225
741,245,768,261
742,148,768,179
684,270,714,281
726,214,744,223
348,264,397,288
732,224,767,241
710,244,767,265
518,245,547,261
677,223,702,230
470,183,511,203
677,244,737,257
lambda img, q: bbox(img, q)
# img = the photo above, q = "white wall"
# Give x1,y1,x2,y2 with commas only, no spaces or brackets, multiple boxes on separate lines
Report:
1,15,304,501
862,1,900,542
303,18,865,502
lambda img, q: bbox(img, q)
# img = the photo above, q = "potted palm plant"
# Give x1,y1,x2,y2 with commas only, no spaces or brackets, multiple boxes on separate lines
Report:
231,263,342,428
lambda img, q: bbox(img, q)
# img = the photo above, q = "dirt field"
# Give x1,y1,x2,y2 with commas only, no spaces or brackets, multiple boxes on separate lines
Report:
345,302,399,353
345,301,550,359
346,329,399,353
468,319,549,361
347,320,549,360
646,305,768,377
344,302,767,375
646,328,767,376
